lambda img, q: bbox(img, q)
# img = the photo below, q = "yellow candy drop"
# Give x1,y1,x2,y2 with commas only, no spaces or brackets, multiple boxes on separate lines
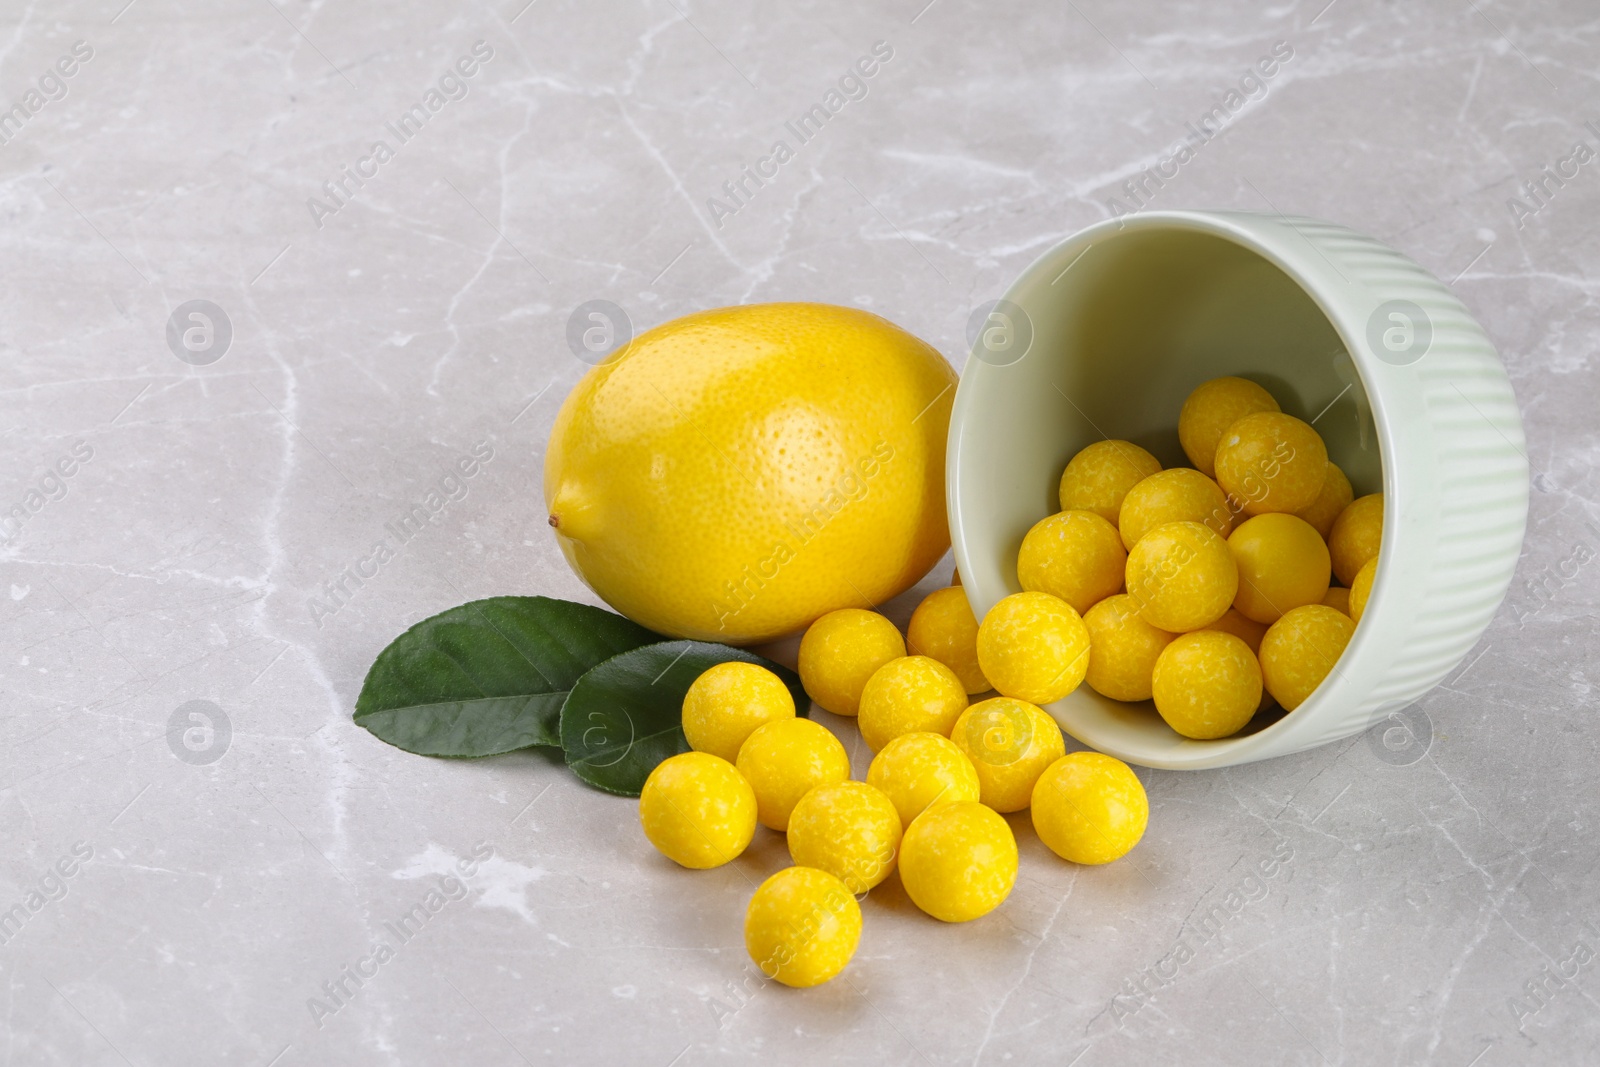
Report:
1151,631,1262,739
866,731,981,826
1058,440,1162,524
1214,411,1329,516
951,697,1066,812
857,655,969,752
1259,604,1355,710
1329,493,1384,586
1350,555,1377,623
1228,513,1332,625
1082,593,1174,702
1294,462,1353,540
1118,468,1235,549
786,781,902,893
899,802,1018,922
1201,607,1273,711
1124,521,1238,633
1031,752,1149,864
1016,509,1127,614
735,718,850,831
1321,586,1351,615
907,585,990,694
975,592,1091,704
797,608,905,717
1202,606,1269,653
1178,376,1280,478
681,661,796,763
745,867,861,988
638,752,757,869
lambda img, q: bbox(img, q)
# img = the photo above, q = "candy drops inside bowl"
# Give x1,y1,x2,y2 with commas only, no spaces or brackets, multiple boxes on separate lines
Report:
1002,375,1380,745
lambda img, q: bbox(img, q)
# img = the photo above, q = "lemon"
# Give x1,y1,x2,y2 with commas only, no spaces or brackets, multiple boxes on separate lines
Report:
681,661,795,763
906,586,989,694
857,656,969,752
745,867,861,987
899,802,1017,922
545,303,956,644
638,752,757,869
735,718,850,831
1031,752,1148,864
786,781,902,893
798,608,905,717
866,732,981,826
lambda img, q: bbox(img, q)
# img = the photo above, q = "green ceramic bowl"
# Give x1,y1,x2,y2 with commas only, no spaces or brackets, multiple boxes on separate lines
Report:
947,210,1527,769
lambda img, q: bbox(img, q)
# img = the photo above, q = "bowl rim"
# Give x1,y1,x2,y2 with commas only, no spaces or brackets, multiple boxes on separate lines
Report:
949,208,1407,769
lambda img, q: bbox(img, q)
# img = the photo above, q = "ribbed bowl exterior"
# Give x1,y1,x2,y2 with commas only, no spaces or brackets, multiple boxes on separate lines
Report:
949,210,1529,768
1242,213,1527,760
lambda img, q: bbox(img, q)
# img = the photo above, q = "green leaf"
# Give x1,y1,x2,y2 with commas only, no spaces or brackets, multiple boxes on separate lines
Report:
560,641,808,797
354,596,661,757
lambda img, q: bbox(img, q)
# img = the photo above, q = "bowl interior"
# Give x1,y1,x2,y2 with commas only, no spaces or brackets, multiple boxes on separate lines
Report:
951,221,1384,761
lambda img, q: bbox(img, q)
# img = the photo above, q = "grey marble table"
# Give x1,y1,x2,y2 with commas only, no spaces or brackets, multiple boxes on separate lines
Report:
2,1,1595,1064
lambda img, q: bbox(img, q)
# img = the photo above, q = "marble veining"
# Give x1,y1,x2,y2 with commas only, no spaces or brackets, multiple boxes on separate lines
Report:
0,0,1595,1064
